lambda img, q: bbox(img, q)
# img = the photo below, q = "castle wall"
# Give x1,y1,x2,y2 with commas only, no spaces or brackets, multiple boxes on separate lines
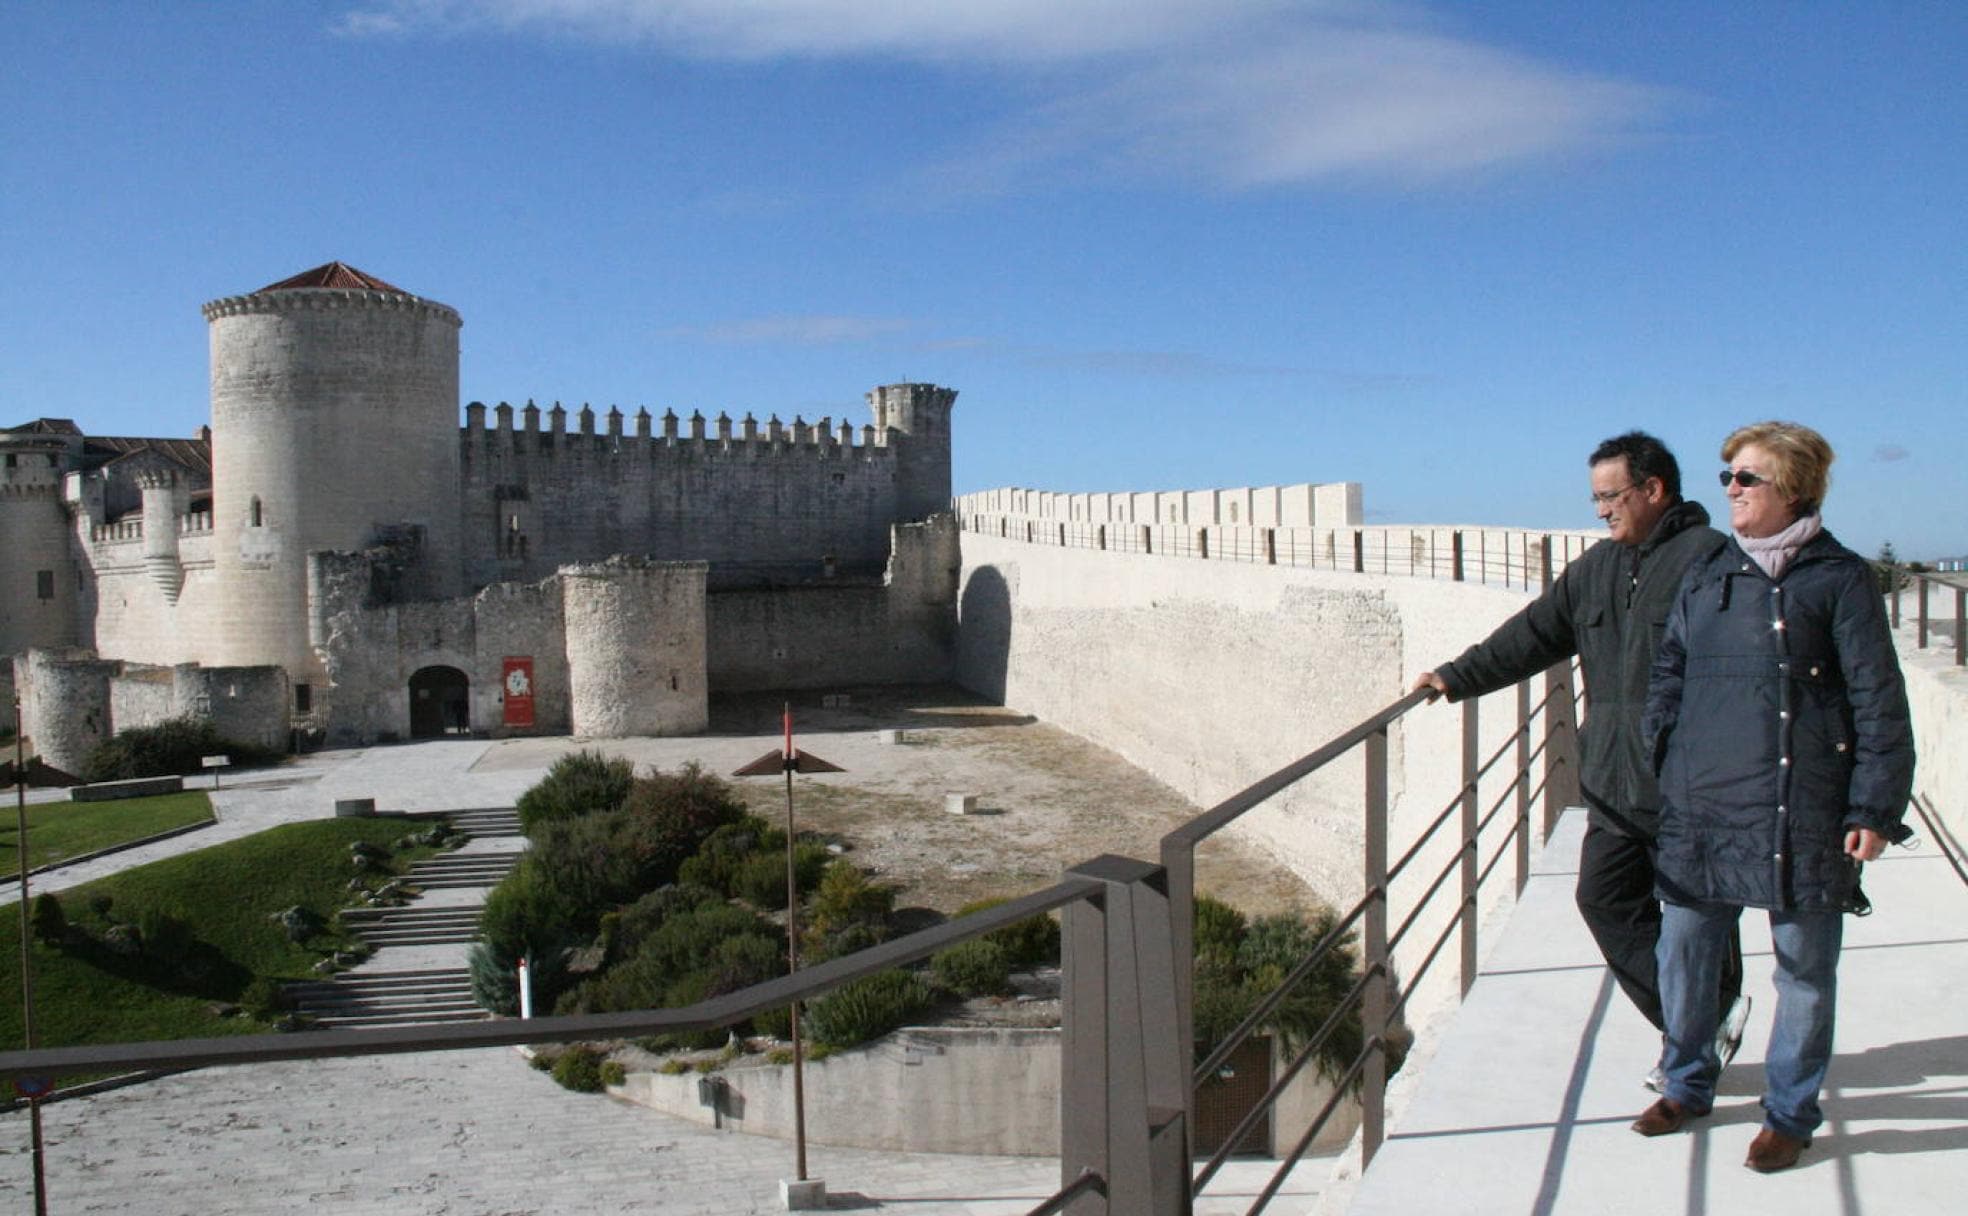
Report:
457,393,952,592
108,666,176,731
79,526,217,668
562,558,709,736
172,664,290,753
954,532,1543,1033
706,517,959,692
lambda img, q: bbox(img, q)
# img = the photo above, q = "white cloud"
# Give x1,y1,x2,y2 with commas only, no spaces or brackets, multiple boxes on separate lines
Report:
661,314,916,345
336,1,1675,190
1874,443,1910,462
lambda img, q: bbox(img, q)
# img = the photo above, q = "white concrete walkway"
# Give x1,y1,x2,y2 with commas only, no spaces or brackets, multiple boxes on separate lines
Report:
1344,809,1968,1216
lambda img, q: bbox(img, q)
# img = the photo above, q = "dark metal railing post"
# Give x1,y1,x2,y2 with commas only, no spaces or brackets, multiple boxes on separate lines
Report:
1539,535,1554,592
1361,729,1391,1166
1957,587,1965,667
1452,531,1464,582
1459,698,1479,997
1353,530,1365,574
1515,680,1532,895
1198,529,1208,560
1917,576,1930,649
1891,576,1901,628
1060,856,1189,1216
1541,663,1581,834
1264,528,1277,565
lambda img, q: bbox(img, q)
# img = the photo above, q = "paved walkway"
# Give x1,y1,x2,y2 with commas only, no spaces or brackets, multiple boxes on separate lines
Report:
1341,809,1968,1216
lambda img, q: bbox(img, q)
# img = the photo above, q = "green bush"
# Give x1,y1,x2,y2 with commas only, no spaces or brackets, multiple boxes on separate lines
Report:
517,749,635,833
675,817,779,895
599,1060,627,1087
1193,896,1247,969
733,841,833,909
954,898,1061,968
240,975,287,1020
802,969,932,1049
607,883,724,963
617,762,749,867
931,938,1010,997
550,1045,608,1093
803,861,896,956
81,717,282,782
477,858,582,962
467,937,572,1016
1189,902,1368,1084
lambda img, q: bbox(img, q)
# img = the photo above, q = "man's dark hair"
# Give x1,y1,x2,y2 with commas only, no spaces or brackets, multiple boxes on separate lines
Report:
1589,431,1681,499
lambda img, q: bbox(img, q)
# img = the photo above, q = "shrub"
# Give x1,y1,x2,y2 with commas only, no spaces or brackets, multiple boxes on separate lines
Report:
81,717,281,782
931,938,1010,997
599,1060,626,1087
551,1045,608,1093
516,750,634,832
1193,896,1247,970
954,898,1061,968
467,937,572,1016
733,841,833,909
802,969,932,1049
803,861,896,957
29,892,67,944
240,975,288,1020
675,817,779,895
617,762,749,868
607,883,724,963
477,858,582,963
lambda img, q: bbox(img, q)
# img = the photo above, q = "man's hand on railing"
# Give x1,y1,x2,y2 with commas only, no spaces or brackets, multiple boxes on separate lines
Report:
1411,671,1449,703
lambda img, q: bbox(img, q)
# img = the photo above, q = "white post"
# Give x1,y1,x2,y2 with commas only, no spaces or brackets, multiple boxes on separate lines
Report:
518,957,533,1019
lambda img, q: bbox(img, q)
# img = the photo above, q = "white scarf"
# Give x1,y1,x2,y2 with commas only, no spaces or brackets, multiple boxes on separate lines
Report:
1737,512,1822,580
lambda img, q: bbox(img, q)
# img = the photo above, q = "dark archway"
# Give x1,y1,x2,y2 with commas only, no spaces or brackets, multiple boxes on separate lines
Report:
408,665,470,739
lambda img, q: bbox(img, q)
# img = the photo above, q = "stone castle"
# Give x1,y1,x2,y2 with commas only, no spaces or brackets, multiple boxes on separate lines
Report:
3,263,961,775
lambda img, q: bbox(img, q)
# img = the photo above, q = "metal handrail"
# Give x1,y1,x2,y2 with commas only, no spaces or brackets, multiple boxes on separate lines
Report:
0,874,1098,1080
1887,570,1967,666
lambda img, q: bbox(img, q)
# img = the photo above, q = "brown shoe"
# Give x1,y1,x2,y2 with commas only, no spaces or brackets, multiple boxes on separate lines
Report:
1745,1127,1810,1172
1631,1097,1702,1137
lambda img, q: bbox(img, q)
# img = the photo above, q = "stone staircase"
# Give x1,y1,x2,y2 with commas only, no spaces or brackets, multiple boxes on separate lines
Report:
406,850,523,890
283,810,526,1030
282,968,484,1029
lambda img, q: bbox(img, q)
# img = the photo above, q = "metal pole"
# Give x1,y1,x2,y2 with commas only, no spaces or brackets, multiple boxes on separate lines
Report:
1918,576,1930,649
15,695,50,1215
1459,699,1479,997
1515,681,1532,896
1957,587,1965,667
781,705,809,1183
1361,729,1390,1167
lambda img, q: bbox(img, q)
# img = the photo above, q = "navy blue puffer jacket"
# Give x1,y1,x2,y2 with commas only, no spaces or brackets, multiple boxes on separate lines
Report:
1644,527,1915,911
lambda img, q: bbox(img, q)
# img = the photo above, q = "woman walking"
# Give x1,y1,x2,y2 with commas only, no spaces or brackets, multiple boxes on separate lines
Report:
1630,421,1915,1171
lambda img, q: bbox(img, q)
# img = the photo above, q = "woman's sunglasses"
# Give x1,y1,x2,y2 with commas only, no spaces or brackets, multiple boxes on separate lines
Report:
1719,469,1772,489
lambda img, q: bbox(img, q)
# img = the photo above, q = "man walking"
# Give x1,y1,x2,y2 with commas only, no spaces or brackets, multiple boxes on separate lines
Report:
1412,432,1748,1081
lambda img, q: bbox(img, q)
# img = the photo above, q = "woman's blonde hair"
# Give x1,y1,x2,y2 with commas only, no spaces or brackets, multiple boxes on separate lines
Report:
1722,421,1834,514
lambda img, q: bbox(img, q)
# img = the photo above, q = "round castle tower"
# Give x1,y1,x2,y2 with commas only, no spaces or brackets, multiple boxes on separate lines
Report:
0,425,82,657
202,263,463,676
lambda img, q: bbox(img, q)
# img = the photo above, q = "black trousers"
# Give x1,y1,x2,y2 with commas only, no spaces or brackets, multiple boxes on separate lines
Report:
1576,819,1743,1032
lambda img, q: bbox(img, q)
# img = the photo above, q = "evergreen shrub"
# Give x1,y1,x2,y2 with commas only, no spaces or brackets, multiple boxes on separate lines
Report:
82,717,281,782
930,938,1010,997
802,969,932,1049
516,750,634,833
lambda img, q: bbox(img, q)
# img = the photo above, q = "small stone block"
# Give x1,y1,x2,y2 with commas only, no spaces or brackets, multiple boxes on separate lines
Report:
945,793,978,816
877,728,904,745
334,798,377,818
780,1178,827,1210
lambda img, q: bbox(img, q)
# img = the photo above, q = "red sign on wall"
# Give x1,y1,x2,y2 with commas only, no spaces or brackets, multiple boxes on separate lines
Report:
501,657,535,728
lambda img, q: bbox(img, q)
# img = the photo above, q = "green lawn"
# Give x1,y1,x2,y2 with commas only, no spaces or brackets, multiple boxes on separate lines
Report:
2,815,447,1069
0,791,215,873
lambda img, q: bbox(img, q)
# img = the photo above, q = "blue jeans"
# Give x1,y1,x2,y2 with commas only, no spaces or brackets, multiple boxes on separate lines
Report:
1657,899,1843,1140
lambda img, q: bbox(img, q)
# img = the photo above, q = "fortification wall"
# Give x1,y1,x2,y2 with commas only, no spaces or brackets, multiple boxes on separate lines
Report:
78,522,218,668
955,533,1544,1030
108,666,176,732
458,406,932,590
562,558,709,736
707,517,959,691
172,664,290,753
1896,622,1967,850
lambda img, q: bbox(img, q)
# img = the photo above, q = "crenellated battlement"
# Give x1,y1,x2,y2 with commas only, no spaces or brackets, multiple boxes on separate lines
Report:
0,480,61,499
461,400,905,461
88,511,212,546
201,287,462,328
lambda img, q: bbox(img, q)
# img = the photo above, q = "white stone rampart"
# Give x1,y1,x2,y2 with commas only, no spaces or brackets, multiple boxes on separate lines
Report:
15,648,116,778
0,438,80,656
956,531,1564,1031
1895,618,1968,851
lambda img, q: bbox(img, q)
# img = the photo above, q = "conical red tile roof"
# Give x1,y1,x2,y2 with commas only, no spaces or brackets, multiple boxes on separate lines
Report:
256,262,405,293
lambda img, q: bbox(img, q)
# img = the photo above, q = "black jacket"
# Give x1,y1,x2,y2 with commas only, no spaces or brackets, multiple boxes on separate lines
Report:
1643,528,1915,911
1435,500,1724,838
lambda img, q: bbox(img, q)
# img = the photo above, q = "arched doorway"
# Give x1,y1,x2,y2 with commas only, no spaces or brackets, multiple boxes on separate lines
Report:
408,666,470,739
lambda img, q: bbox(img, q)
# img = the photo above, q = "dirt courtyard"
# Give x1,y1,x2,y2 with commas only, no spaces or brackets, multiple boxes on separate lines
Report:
470,684,1323,917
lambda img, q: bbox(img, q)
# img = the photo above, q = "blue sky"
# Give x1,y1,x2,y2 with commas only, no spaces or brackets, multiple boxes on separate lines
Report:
5,1,1963,557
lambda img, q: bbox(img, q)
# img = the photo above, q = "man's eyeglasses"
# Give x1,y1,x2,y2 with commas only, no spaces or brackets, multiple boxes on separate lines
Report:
1719,469,1772,489
1590,484,1637,507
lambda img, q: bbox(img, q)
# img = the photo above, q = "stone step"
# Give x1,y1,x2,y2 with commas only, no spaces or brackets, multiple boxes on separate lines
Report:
286,974,473,996
352,927,481,946
406,874,513,890
305,1008,491,1029
342,906,482,923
